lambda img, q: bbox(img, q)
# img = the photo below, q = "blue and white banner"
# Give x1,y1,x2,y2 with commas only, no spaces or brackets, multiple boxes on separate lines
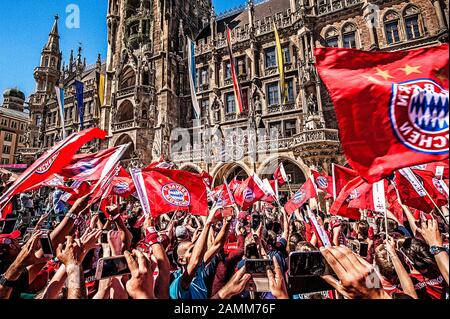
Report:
187,38,201,119
74,80,85,130
55,86,66,138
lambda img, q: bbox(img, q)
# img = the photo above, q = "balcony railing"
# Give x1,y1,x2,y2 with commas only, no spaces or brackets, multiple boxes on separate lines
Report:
292,128,340,146
16,147,40,155
317,0,363,16
267,103,296,114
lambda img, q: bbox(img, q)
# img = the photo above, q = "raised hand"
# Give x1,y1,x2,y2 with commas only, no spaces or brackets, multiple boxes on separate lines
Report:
124,250,155,299
320,246,391,299
56,236,84,266
416,219,443,247
108,230,124,256
79,228,102,258
14,231,46,268
214,266,251,299
267,256,289,299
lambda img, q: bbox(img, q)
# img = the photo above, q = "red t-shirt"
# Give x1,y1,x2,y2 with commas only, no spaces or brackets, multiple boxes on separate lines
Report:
409,273,447,299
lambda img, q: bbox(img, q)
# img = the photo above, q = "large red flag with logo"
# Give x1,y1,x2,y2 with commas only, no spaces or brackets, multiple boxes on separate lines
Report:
332,163,359,200
141,168,209,217
284,178,317,215
234,175,267,211
315,45,449,183
0,128,106,218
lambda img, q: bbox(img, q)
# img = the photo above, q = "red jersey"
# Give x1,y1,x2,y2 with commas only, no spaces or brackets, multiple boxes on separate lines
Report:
409,273,447,299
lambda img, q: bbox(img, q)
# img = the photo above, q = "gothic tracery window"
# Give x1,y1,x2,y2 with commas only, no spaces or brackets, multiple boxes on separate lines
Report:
403,5,423,40
342,23,358,48
324,27,339,47
384,11,401,44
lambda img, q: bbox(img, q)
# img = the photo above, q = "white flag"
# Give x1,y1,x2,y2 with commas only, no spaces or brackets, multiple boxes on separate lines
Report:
130,168,151,217
372,180,386,213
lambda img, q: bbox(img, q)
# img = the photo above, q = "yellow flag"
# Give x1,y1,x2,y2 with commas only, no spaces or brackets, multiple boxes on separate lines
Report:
273,22,286,105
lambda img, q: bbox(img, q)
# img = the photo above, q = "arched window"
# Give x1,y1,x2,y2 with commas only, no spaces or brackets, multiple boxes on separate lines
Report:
119,67,136,90
384,11,401,44
342,23,358,48
324,27,339,47
117,100,134,122
403,5,423,40
44,56,49,67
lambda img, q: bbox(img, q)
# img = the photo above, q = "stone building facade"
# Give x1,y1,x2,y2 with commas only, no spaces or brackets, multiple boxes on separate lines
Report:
170,0,448,194
17,16,106,165
100,0,212,164
14,1,449,199
0,89,29,165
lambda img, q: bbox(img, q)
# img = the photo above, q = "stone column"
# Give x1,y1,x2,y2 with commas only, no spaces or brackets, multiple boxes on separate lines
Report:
433,0,448,31
363,2,379,50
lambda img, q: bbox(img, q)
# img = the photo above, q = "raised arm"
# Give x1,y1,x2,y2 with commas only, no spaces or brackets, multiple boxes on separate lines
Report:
181,207,218,289
204,217,232,264
416,219,449,285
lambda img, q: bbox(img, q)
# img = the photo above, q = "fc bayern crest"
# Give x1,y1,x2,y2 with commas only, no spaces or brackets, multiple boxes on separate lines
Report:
347,189,360,202
316,176,329,189
36,152,60,174
292,190,305,204
390,79,449,154
113,182,130,195
243,188,256,203
162,183,191,207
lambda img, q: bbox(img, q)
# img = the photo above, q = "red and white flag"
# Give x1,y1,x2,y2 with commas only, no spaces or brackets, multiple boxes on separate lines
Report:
0,128,106,218
273,163,288,187
332,163,359,200
225,26,244,114
315,45,449,183
234,174,267,211
329,176,365,220
88,143,130,207
60,146,123,181
284,177,317,215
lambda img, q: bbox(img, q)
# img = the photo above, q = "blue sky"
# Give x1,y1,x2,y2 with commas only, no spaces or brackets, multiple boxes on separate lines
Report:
0,0,246,104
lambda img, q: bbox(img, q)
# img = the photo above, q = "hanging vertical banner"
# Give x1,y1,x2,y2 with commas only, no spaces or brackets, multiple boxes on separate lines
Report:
225,26,244,114
55,86,66,138
273,21,287,105
130,168,151,217
372,180,386,213
187,37,201,119
74,80,85,130
98,73,105,108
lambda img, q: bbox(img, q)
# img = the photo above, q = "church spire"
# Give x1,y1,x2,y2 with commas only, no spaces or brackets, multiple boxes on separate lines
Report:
44,15,60,53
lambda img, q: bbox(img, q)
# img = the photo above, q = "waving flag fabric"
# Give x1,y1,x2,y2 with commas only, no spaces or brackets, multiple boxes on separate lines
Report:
315,45,449,183
187,37,201,119
0,128,106,218
284,177,317,215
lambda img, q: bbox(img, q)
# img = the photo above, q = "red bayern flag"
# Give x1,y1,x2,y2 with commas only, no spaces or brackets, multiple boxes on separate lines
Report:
332,163,359,200
60,146,122,181
284,177,317,215
141,168,209,217
0,128,106,218
200,170,213,189
329,176,365,220
315,45,449,183
234,175,267,211
110,166,135,198
311,169,333,198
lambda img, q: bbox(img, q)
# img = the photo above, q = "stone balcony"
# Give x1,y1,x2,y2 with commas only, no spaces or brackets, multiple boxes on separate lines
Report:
317,0,363,16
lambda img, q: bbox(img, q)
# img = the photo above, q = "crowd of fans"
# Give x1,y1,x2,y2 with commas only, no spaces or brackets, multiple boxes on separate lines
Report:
0,181,448,300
